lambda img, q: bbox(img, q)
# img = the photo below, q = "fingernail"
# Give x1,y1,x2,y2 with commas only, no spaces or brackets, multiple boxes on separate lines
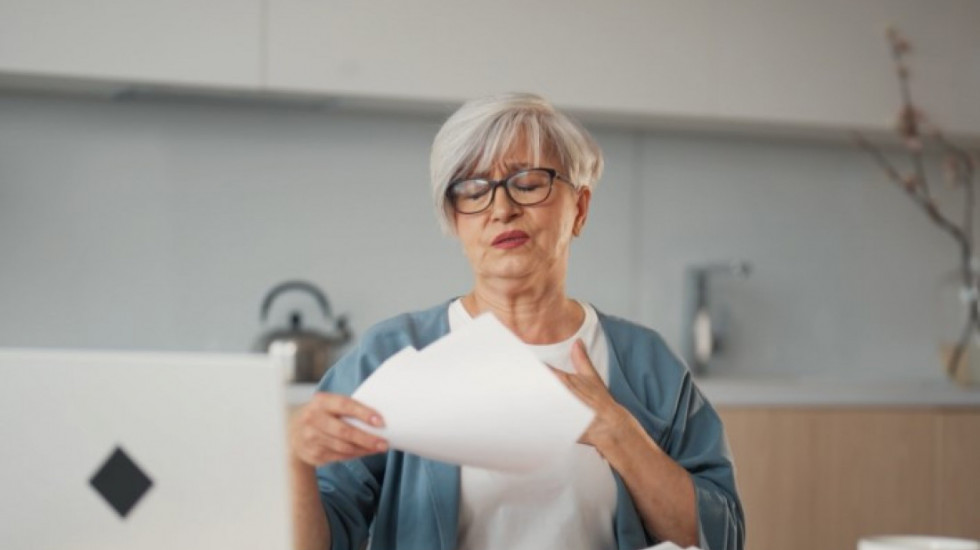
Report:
371,415,384,427
376,441,387,451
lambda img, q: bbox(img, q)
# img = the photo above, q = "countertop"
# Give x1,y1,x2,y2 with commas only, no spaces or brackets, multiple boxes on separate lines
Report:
287,376,980,408
692,375,980,408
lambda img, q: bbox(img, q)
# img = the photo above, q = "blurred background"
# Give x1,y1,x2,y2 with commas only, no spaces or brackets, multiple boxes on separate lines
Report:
1,1,978,549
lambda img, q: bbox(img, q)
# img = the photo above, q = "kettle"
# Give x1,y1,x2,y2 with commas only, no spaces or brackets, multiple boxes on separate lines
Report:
254,280,352,383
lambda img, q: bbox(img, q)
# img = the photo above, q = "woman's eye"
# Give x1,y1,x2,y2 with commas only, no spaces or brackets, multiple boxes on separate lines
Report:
513,183,544,193
465,187,490,199
454,181,490,199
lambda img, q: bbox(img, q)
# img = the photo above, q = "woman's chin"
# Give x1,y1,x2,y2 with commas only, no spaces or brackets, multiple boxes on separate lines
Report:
478,262,549,283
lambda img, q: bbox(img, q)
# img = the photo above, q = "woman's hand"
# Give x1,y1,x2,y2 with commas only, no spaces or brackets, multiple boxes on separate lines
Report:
551,339,642,452
289,392,388,467
553,340,700,547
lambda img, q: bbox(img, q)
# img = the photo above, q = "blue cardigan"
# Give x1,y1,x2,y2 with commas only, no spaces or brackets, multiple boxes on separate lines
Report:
315,302,744,550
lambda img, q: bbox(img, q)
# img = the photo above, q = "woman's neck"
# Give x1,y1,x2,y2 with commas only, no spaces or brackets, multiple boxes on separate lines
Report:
462,280,584,344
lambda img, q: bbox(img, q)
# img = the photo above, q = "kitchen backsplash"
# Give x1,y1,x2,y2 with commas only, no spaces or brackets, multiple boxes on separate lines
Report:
0,94,969,380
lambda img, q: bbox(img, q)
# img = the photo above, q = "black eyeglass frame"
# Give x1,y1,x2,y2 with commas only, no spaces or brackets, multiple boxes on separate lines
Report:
445,167,576,215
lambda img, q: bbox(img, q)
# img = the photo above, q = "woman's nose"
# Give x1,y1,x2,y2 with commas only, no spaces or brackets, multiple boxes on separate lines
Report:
489,184,520,221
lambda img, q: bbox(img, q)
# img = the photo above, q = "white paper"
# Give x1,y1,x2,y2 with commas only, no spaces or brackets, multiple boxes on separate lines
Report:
641,542,703,550
347,313,595,472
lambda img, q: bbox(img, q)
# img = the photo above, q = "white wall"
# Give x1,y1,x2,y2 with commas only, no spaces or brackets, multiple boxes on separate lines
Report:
0,94,969,380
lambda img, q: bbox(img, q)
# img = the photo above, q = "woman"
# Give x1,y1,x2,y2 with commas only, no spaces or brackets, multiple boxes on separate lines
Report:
289,93,744,550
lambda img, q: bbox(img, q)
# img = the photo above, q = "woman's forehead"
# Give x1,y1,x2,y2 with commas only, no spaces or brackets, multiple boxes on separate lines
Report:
467,138,563,177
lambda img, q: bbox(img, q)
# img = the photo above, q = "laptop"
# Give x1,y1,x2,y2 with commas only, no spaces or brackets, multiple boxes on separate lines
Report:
0,348,294,550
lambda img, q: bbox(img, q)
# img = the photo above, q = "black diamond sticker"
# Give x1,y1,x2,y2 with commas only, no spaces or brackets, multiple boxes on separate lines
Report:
89,446,153,518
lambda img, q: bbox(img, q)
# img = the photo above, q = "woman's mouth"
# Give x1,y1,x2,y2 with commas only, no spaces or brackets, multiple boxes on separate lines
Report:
492,230,530,249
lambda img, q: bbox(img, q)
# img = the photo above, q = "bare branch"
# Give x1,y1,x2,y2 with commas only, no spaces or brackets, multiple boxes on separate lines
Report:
852,132,972,267
859,27,978,382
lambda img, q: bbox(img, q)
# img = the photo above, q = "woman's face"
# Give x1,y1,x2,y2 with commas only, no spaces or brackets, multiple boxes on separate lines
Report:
453,139,591,286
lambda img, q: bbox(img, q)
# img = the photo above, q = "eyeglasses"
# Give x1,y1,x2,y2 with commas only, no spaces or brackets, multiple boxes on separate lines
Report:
446,167,574,214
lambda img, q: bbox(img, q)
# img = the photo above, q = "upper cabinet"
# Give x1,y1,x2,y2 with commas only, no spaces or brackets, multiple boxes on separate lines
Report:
0,0,263,88
264,0,980,138
1,0,978,138
710,0,980,136
264,0,720,119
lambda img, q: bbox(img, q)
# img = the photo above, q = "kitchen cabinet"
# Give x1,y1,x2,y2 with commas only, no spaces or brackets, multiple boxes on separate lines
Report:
718,408,980,550
264,0,980,138
936,411,980,537
264,0,718,118
0,0,263,89
710,0,980,137
1,0,978,139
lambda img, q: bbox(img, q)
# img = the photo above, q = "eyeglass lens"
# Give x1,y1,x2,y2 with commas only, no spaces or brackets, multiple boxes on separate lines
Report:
450,169,554,214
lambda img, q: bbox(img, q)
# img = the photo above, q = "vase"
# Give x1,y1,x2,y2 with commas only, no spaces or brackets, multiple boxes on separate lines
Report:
935,269,980,386
938,339,980,386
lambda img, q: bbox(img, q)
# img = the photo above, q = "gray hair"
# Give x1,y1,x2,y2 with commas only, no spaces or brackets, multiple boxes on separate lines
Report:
429,92,604,235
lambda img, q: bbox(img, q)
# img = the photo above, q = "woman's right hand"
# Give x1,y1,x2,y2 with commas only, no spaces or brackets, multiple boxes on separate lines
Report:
289,392,388,466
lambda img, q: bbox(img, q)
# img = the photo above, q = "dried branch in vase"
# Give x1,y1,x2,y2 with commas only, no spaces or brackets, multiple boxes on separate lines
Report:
852,26,979,381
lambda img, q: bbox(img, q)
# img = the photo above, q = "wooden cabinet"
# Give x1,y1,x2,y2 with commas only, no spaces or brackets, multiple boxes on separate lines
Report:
718,408,980,550
936,412,980,537
0,0,263,88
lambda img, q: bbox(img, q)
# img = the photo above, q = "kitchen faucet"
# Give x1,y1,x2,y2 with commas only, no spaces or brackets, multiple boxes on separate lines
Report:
683,260,752,375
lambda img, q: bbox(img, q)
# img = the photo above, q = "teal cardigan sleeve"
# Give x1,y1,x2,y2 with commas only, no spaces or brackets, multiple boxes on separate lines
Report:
671,371,744,550
313,316,424,550
313,334,385,550
602,313,745,550
311,306,450,550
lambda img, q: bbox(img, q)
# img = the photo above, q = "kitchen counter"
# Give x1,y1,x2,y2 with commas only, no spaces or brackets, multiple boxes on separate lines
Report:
694,375,980,408
288,376,980,408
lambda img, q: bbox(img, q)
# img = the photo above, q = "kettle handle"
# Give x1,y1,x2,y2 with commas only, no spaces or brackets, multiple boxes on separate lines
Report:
260,280,334,323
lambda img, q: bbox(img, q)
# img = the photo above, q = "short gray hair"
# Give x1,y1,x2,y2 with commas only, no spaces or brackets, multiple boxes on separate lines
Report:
429,92,604,235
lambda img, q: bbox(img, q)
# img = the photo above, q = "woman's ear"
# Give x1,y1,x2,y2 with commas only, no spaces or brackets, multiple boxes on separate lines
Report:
573,187,592,237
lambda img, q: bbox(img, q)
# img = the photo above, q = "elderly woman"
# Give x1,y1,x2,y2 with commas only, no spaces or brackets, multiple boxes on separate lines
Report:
289,93,744,550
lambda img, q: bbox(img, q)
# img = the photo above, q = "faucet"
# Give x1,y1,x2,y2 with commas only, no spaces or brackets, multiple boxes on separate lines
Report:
683,260,752,375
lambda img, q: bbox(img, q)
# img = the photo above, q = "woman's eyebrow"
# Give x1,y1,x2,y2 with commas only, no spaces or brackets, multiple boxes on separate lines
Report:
465,161,535,180
495,162,534,175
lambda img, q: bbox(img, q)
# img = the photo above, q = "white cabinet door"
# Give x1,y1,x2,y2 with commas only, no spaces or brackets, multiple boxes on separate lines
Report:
266,0,980,137
265,0,720,119
0,0,263,88
712,0,979,135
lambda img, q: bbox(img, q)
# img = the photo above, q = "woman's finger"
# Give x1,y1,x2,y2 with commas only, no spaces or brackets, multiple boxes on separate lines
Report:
322,415,388,453
298,401,386,454
549,365,599,406
548,364,569,381
570,339,601,380
293,425,352,465
313,392,385,428
289,393,389,467
550,366,587,396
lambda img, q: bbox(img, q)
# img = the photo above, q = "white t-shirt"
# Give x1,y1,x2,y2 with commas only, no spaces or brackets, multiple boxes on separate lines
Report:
448,298,618,550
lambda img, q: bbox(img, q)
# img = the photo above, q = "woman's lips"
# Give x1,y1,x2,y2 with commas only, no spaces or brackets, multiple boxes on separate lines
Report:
492,230,530,249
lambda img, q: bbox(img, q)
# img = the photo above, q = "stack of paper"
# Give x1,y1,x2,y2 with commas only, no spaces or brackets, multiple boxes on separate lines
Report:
346,313,595,472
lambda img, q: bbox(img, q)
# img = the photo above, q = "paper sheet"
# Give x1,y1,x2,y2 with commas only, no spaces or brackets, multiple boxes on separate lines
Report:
642,541,703,550
347,313,595,472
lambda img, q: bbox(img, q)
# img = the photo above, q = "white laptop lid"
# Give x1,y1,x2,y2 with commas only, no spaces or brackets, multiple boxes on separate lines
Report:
0,348,294,550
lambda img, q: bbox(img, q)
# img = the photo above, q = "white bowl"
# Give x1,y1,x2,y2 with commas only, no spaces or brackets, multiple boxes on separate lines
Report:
859,536,980,550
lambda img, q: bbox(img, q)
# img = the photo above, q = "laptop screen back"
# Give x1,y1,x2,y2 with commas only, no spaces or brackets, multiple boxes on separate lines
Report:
0,348,293,550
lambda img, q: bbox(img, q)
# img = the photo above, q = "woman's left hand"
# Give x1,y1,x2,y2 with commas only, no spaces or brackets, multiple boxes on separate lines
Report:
551,339,641,453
